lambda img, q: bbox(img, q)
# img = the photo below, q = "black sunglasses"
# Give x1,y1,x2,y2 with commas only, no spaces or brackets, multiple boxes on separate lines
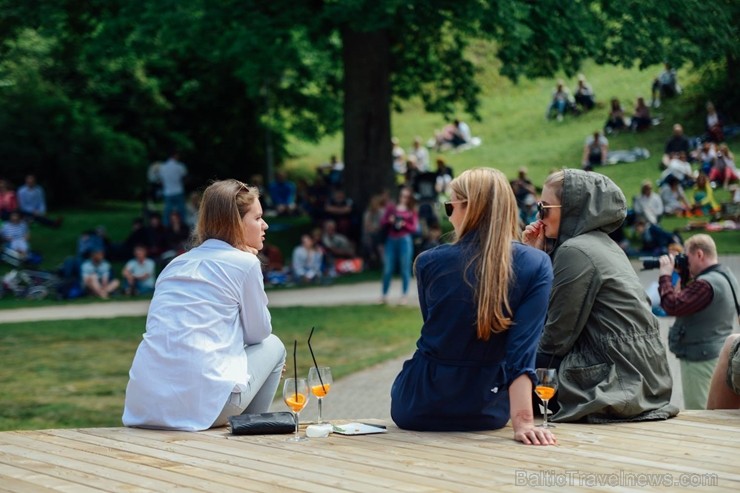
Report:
537,201,562,219
444,200,466,217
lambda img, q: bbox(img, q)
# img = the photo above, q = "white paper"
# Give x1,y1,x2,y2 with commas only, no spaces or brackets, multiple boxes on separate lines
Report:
332,422,387,435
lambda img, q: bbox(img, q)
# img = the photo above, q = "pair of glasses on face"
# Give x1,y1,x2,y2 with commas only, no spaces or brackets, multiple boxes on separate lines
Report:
537,202,561,220
444,200,466,217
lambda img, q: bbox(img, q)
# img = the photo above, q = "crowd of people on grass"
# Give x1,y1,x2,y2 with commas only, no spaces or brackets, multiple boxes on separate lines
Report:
547,64,681,127
542,63,740,263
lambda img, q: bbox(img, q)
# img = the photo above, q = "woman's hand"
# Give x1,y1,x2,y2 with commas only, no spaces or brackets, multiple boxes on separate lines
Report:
522,221,546,251
514,425,557,446
508,375,557,446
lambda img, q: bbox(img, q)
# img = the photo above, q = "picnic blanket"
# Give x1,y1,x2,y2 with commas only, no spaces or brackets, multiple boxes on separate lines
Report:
607,147,651,165
426,136,482,153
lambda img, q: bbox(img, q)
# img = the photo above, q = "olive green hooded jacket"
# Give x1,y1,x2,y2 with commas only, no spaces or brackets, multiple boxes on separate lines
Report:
541,169,678,423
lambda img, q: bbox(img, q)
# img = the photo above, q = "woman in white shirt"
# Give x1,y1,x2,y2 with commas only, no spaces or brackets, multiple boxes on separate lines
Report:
123,179,286,431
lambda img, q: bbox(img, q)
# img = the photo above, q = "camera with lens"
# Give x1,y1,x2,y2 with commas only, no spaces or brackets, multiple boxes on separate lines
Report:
641,253,688,271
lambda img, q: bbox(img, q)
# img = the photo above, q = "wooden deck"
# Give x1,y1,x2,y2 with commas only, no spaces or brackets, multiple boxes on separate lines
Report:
0,410,738,492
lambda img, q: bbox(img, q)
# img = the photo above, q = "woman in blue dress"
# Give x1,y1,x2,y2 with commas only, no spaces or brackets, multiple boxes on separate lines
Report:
390,168,556,445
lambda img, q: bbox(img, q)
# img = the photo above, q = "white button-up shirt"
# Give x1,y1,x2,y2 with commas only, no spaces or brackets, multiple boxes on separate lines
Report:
123,239,271,431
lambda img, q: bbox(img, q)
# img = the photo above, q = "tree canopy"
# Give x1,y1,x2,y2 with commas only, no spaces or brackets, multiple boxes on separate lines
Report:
0,0,736,207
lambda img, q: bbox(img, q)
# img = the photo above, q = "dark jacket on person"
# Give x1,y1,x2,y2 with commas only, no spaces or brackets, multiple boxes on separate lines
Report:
540,169,678,423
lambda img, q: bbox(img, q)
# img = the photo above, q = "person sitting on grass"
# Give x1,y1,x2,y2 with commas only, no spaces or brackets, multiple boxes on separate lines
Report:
629,97,652,132
581,130,608,170
291,233,323,285
0,178,17,221
660,152,694,188
661,124,692,169
633,179,664,225
689,173,721,217
573,74,595,112
546,80,573,122
81,248,120,299
659,175,691,217
268,170,297,217
604,98,627,134
708,143,738,190
17,174,63,228
1,210,30,264
122,245,156,296
651,62,681,108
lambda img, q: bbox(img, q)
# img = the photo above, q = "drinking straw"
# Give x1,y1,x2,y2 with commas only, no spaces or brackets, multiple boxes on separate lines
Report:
307,326,326,391
293,340,298,398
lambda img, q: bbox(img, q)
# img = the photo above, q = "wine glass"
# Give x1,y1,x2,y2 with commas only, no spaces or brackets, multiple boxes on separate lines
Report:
282,378,309,442
534,368,558,429
308,366,333,424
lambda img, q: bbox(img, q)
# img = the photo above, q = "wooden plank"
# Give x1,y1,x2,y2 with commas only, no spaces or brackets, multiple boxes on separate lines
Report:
34,430,279,493
86,427,470,493
385,421,739,474
0,437,205,493
0,411,736,493
151,420,737,493
221,426,657,493
0,449,153,493
348,425,737,493
0,467,61,493
48,428,389,493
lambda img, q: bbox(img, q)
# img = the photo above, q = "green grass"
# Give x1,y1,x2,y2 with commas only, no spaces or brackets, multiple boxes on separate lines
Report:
0,304,420,431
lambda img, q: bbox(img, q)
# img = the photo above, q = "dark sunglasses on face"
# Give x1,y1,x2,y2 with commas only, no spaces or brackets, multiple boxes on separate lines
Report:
444,200,466,217
537,201,562,219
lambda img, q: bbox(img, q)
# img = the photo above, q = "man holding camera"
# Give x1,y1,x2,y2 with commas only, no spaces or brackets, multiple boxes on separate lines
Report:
658,234,740,409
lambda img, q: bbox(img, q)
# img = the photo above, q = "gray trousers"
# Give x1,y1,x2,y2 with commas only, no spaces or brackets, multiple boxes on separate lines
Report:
212,334,286,427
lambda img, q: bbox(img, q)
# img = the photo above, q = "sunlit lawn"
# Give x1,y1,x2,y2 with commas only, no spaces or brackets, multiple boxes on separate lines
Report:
0,304,421,431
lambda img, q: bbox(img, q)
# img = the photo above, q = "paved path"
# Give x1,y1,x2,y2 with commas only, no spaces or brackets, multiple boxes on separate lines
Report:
0,281,417,324
3,257,740,422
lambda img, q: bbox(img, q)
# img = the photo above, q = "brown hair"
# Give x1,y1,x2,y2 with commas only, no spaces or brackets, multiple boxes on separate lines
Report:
448,168,519,340
193,179,260,252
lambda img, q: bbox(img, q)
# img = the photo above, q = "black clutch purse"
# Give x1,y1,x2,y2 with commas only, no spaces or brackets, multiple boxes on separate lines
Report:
228,412,296,435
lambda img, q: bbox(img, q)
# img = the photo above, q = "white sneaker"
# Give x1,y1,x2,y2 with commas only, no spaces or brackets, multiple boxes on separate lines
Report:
556,114,563,122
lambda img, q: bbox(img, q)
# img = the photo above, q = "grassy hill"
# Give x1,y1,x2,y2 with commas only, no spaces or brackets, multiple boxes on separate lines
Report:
287,50,713,187
284,46,738,251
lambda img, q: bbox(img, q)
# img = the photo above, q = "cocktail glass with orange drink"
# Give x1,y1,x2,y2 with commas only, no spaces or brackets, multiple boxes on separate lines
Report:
535,368,558,429
308,366,333,424
283,378,310,441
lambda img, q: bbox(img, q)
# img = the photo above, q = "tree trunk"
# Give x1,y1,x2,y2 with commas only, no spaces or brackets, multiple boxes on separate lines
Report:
341,28,395,215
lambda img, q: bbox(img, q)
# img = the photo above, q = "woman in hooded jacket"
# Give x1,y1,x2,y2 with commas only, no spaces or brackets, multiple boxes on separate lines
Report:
522,169,678,423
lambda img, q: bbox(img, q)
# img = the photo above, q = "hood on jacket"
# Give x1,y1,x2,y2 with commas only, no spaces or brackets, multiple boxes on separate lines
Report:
556,169,626,248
